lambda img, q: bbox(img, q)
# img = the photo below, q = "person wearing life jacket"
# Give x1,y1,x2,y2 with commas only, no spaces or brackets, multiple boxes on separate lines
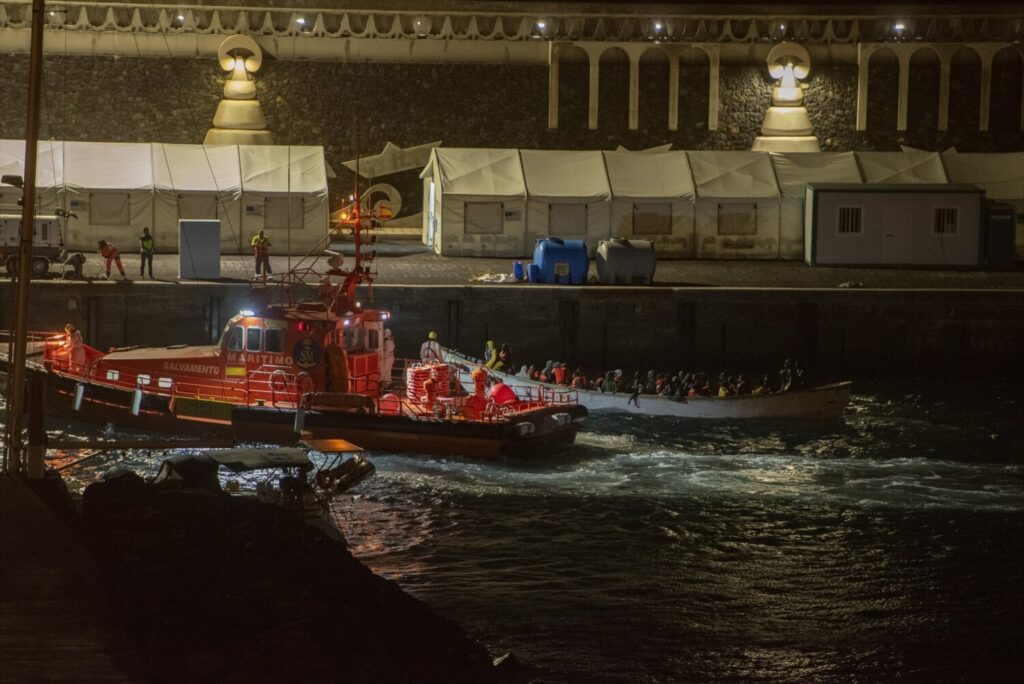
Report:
138,227,155,279
483,340,497,368
63,323,85,371
97,240,126,280
552,362,567,385
420,330,442,363
251,230,272,279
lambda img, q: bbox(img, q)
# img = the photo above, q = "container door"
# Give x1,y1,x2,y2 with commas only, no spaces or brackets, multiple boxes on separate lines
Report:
881,202,913,264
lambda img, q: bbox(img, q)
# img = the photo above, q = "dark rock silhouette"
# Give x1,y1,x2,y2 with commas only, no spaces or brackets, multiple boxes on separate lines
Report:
82,471,511,683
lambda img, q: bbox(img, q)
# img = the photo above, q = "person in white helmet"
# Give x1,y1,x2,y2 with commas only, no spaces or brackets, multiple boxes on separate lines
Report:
420,330,442,363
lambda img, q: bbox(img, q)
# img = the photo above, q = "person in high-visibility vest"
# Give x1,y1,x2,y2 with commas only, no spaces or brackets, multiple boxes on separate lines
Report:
138,227,155,279
251,230,272,278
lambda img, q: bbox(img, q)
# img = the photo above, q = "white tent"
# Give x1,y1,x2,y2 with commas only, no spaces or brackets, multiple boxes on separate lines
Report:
771,152,863,259
239,146,329,254
153,144,243,254
64,142,154,251
943,150,1024,258
419,148,527,257
0,140,65,214
603,150,695,257
855,149,948,184
687,151,781,258
520,150,610,252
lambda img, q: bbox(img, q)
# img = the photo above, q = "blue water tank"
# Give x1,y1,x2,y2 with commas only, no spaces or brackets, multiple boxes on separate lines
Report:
532,238,589,285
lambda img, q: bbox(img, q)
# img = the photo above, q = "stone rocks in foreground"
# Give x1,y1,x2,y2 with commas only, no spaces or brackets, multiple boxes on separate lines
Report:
82,472,509,683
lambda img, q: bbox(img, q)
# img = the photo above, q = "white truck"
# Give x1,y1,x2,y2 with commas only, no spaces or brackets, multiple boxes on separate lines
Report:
0,212,67,276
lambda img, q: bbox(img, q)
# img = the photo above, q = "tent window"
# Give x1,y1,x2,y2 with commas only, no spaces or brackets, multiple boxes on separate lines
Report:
837,206,863,235
717,204,757,236
633,203,672,235
549,204,588,236
89,192,130,226
465,202,504,234
933,207,959,235
265,197,304,230
177,194,218,220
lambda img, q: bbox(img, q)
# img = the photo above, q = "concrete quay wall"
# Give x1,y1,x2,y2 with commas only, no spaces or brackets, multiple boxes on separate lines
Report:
5,283,1023,381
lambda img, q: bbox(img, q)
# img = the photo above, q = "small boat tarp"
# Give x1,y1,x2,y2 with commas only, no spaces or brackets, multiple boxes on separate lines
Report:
603,150,696,257
687,151,781,259
520,149,610,251
420,147,527,257
153,144,243,254
771,152,862,258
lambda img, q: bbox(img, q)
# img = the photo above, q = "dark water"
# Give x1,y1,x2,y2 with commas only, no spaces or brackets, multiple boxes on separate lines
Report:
33,384,1024,681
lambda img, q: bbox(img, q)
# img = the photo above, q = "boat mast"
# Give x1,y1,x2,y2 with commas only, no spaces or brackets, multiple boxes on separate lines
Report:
4,0,46,477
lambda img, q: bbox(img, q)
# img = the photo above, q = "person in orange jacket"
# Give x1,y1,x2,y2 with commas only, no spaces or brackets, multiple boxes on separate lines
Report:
97,240,126,279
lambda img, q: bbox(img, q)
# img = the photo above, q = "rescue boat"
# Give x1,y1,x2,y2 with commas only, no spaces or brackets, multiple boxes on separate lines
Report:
6,205,586,460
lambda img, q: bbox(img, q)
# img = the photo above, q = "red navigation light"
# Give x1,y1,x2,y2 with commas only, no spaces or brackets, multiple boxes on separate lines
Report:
297,321,306,332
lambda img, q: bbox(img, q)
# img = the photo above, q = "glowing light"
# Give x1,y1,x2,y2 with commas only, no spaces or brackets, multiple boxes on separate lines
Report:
239,309,254,317
654,22,663,31
894,23,906,31
177,14,185,22
339,211,349,220
343,319,351,327
355,301,362,308
536,21,546,30
383,312,390,320
296,17,306,26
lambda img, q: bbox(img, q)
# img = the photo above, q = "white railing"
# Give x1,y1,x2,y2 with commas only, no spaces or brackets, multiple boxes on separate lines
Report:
0,2,1019,45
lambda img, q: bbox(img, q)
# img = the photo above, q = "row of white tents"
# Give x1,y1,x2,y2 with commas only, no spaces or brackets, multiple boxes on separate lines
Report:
419,147,1024,259
0,141,329,254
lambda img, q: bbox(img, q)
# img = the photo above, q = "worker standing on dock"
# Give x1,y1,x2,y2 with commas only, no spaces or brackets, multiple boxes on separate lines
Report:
421,331,442,363
138,227,155,279
251,230,272,279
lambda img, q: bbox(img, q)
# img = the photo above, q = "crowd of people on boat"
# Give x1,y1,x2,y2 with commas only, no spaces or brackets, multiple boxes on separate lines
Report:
504,355,808,399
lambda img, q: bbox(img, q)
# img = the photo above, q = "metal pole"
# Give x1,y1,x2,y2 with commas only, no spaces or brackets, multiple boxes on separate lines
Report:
4,0,46,476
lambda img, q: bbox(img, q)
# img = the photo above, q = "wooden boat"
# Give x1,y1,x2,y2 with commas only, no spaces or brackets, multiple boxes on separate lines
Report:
442,348,851,420
0,209,586,460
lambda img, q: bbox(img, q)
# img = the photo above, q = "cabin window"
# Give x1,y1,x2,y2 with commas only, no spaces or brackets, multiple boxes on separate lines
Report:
137,374,151,386
105,369,120,382
246,327,262,352
265,328,284,353
464,202,504,234
158,377,173,389
343,327,363,351
717,204,757,236
633,203,672,235
933,207,959,235
367,329,379,351
227,326,244,351
89,192,131,226
837,206,863,235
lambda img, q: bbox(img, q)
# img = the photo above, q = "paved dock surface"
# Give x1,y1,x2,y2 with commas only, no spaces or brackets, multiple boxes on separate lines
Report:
0,476,140,682
21,248,1024,290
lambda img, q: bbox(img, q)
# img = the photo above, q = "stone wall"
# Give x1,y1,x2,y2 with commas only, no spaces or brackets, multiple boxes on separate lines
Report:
0,53,1020,199
4,282,1022,381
